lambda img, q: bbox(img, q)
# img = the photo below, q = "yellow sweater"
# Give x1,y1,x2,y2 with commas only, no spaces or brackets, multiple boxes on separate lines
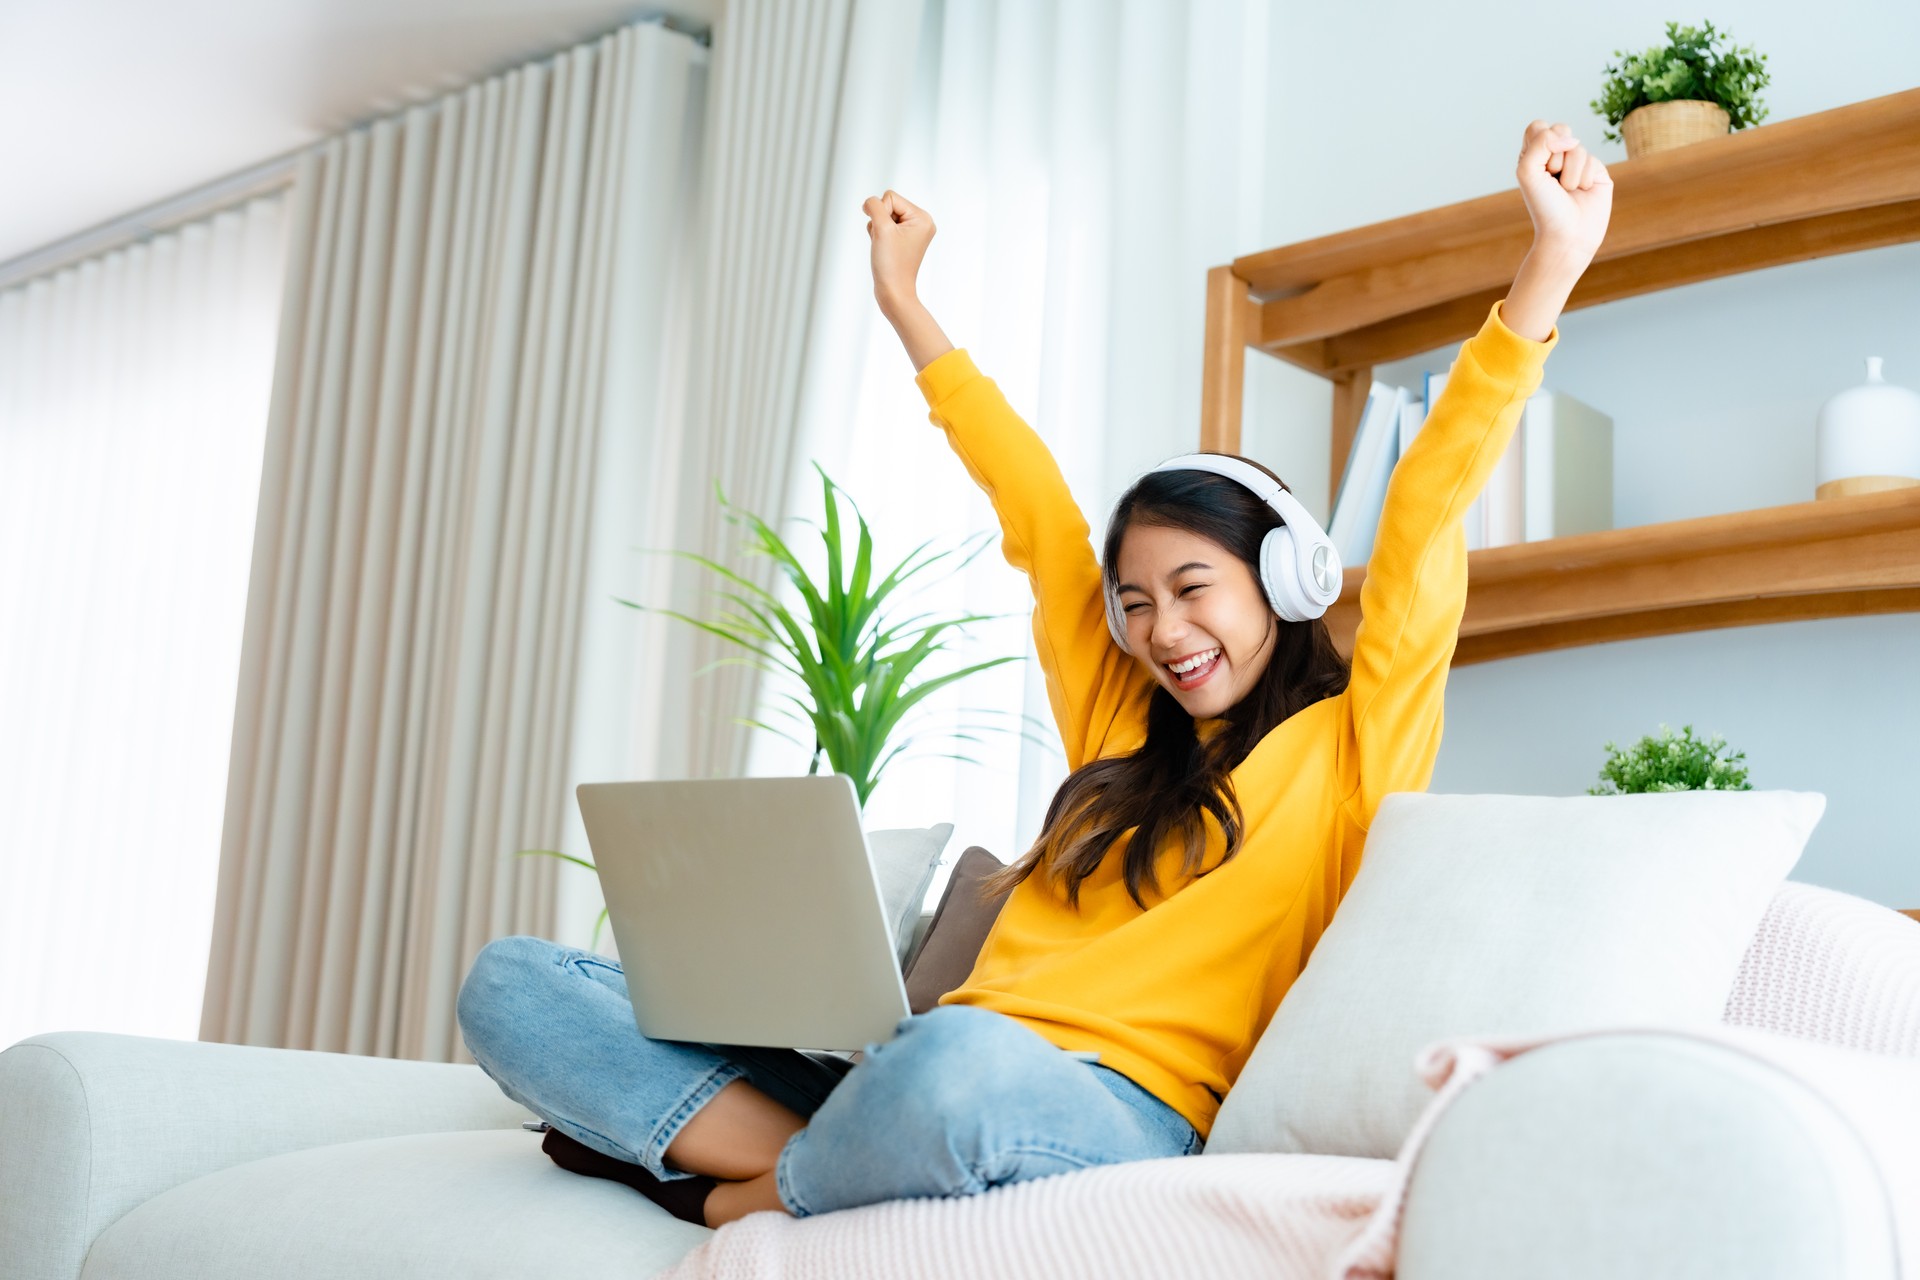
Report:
914,300,1558,1137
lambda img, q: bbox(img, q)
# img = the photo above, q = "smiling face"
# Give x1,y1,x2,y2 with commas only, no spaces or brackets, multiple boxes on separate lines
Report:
1113,522,1279,720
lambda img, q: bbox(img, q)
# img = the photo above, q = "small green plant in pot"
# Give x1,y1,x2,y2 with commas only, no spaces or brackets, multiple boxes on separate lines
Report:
1591,20,1771,160
1588,723,1752,795
518,463,1041,950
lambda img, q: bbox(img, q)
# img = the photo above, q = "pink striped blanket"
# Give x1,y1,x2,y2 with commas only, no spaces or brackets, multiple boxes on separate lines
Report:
652,1035,1595,1279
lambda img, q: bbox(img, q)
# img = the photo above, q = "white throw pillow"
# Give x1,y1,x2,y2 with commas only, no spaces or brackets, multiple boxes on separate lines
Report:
867,824,954,966
1204,789,1826,1159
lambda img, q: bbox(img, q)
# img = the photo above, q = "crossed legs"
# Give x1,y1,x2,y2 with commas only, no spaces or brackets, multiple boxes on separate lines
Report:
666,1078,803,1224
455,936,848,1225
457,936,1199,1225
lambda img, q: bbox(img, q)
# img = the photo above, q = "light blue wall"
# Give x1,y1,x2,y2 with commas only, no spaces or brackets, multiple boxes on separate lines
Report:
1244,1,1920,904
1434,616,1920,907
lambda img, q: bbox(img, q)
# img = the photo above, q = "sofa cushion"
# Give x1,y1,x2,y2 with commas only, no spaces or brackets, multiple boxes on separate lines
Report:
81,1128,708,1280
1205,789,1826,1160
904,846,1013,1013
869,824,955,965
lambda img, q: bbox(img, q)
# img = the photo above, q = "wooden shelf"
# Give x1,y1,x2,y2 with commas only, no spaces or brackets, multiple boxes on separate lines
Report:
1197,87,1920,660
1321,488,1920,665
1218,88,1920,387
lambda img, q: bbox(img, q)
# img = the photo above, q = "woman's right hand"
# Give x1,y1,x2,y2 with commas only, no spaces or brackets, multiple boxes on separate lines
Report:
863,190,935,315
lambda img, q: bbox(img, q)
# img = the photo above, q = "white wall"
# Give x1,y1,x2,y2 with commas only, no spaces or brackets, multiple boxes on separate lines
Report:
1235,1,1920,905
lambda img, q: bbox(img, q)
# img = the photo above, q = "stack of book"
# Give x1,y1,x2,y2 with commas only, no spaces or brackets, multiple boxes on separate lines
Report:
1327,369,1614,567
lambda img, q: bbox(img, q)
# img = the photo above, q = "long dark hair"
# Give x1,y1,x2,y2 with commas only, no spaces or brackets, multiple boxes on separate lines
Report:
982,455,1350,911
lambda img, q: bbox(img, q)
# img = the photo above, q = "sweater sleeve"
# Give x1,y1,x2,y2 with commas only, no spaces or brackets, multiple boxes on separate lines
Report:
1340,300,1557,829
915,349,1154,771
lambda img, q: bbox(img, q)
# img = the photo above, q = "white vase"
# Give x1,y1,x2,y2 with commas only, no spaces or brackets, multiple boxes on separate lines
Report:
1814,357,1920,500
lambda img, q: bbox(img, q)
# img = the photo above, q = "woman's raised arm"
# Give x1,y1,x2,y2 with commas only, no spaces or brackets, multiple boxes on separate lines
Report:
1341,122,1612,828
863,191,1153,769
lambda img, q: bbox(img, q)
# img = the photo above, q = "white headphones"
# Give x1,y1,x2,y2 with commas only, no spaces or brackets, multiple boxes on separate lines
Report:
1104,453,1343,654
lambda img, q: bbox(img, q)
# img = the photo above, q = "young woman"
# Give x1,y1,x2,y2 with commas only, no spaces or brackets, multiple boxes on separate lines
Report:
455,119,1612,1230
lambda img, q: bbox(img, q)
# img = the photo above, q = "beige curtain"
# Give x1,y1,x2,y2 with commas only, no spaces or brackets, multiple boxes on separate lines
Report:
199,20,708,1060
545,0,933,952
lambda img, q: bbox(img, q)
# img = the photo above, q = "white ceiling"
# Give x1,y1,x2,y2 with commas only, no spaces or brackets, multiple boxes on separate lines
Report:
0,0,719,267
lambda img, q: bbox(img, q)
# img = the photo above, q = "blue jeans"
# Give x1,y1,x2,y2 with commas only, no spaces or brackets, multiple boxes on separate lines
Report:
455,935,1200,1217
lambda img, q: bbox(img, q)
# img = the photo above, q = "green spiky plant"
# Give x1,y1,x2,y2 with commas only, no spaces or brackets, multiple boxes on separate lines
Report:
517,463,1047,950
1588,723,1752,795
1590,20,1771,143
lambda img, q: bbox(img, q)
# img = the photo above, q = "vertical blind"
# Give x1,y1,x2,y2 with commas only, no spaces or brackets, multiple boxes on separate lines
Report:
0,195,289,1048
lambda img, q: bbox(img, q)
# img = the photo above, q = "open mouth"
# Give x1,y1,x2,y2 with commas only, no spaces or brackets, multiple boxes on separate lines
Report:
1164,647,1222,691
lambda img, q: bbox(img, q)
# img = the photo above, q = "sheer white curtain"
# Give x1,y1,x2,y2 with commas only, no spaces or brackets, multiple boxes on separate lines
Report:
0,196,289,1048
780,0,1290,867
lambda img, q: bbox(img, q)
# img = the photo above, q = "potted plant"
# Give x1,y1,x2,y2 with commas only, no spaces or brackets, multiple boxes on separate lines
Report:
1588,723,1752,795
519,464,1039,949
1590,21,1771,160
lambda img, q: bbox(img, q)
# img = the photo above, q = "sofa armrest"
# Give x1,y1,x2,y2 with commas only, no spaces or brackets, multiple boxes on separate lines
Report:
0,1031,535,1280
1396,1030,1919,1280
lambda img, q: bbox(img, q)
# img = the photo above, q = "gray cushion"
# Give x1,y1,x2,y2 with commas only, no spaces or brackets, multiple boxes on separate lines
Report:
81,1129,709,1280
868,823,954,964
904,846,1012,1014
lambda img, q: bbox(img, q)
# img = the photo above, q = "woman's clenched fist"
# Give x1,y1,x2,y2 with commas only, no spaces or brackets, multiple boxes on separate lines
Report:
1514,120,1612,264
863,190,935,314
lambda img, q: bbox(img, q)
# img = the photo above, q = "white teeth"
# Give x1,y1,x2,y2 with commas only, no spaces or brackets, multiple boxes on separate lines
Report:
1168,647,1220,675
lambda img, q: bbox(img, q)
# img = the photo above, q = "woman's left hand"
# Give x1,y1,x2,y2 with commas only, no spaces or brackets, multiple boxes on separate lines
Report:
1515,120,1612,264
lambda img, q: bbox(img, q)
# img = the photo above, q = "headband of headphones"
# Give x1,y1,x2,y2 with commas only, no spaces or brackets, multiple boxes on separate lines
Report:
1104,453,1343,652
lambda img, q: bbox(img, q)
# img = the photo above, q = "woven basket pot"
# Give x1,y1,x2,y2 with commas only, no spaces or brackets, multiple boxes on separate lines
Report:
1620,99,1732,159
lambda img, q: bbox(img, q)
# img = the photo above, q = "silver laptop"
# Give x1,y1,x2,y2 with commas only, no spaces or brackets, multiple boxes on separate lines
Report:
576,774,913,1051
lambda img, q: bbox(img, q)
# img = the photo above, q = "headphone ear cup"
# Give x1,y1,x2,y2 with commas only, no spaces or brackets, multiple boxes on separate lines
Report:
1267,488,1342,614
1259,527,1312,622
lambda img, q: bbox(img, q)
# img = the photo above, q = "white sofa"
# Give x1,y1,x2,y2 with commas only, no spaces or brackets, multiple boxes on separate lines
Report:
5,882,1918,1280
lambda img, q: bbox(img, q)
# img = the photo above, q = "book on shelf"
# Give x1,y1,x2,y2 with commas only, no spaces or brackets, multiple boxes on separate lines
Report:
1520,390,1613,542
1398,395,1426,500
1327,381,1405,568
1405,367,1614,551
